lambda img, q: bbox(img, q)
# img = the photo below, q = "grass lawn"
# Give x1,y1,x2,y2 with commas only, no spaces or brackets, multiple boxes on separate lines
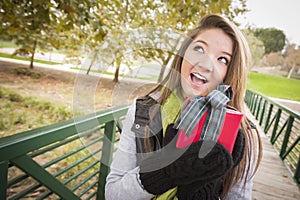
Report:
0,52,61,65
247,71,300,101
0,87,72,137
0,40,19,48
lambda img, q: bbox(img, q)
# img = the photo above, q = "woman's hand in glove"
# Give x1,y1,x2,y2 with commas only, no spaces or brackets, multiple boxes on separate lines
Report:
139,124,239,194
176,130,246,200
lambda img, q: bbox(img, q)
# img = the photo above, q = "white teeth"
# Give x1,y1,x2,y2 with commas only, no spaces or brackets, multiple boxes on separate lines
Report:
192,73,207,82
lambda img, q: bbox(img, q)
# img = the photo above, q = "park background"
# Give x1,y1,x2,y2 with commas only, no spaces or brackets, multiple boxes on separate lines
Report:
0,0,299,199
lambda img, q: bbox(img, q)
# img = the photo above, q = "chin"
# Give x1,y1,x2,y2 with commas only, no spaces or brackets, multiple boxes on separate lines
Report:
181,82,209,97
193,91,208,97
184,88,208,98
191,86,209,97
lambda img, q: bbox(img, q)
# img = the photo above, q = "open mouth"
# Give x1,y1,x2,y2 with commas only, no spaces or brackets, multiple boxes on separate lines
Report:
190,72,207,85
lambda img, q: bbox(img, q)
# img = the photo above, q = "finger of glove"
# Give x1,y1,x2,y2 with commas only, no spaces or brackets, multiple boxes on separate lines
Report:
139,147,184,173
191,143,233,181
139,168,175,195
163,124,178,147
232,129,245,167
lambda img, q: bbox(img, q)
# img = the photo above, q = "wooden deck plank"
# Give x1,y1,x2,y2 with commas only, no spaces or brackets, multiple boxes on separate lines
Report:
248,110,300,200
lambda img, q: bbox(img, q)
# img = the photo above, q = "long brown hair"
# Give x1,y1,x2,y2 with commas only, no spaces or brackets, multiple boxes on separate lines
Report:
145,14,262,198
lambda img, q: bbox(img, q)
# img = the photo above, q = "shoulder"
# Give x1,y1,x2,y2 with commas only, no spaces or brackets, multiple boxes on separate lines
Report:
135,91,161,106
131,94,161,134
133,93,161,127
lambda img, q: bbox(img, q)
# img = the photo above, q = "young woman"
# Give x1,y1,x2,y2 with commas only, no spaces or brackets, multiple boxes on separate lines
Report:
105,14,262,200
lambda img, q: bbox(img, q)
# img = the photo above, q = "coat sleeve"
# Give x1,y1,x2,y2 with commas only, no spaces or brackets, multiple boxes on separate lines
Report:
105,100,154,200
225,141,256,200
225,177,253,200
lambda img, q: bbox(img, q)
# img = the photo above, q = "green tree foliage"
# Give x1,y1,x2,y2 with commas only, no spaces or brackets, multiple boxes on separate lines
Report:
156,0,248,32
144,0,249,81
243,29,265,67
0,0,106,68
254,27,286,54
94,0,163,82
1,0,249,82
0,0,51,68
93,0,249,82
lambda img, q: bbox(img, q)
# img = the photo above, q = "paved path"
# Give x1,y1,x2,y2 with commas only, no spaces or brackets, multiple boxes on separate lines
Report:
247,109,300,200
0,57,158,85
270,98,300,115
252,132,300,199
0,48,66,63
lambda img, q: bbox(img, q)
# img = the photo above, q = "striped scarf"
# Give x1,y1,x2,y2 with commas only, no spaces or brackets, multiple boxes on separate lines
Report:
174,84,232,141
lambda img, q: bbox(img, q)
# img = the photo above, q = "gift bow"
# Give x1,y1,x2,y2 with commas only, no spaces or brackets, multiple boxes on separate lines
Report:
174,85,232,141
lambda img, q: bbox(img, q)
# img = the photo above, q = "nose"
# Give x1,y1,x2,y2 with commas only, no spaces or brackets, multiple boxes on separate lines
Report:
195,54,214,72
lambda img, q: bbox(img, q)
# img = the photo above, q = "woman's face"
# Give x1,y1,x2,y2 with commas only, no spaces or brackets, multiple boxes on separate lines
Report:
180,28,233,97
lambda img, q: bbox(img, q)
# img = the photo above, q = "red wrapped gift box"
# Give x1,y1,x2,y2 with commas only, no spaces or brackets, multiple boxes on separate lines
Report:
176,108,243,153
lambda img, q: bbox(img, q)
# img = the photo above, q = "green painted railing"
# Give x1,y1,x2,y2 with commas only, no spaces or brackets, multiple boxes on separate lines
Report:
0,106,128,200
245,89,300,185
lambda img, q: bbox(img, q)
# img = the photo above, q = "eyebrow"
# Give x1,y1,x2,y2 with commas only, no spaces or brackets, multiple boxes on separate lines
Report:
194,39,232,58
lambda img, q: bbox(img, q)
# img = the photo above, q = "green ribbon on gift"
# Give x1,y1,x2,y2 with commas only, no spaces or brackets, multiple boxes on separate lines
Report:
173,84,232,141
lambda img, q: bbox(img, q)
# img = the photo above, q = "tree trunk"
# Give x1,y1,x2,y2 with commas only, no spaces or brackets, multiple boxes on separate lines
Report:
156,38,180,83
113,57,121,83
157,53,172,83
113,65,120,83
29,41,37,69
287,64,296,79
87,52,97,75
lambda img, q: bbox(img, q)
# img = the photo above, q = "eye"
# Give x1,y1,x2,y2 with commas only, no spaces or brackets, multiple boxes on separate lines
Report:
218,57,229,65
193,45,204,53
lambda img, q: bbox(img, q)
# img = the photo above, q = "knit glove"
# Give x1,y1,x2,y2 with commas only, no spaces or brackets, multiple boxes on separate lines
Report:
139,124,234,195
177,130,246,200
177,179,222,200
